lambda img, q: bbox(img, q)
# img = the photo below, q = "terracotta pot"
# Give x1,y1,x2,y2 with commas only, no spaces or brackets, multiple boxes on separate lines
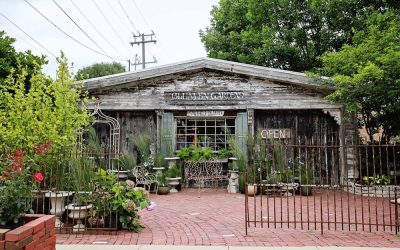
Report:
247,185,258,196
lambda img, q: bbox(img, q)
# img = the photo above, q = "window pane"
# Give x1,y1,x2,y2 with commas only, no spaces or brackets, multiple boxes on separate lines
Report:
226,119,235,126
206,120,215,126
197,120,205,126
175,118,234,150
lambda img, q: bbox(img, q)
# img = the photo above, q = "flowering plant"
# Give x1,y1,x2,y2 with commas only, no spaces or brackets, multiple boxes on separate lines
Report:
111,180,150,232
0,143,48,227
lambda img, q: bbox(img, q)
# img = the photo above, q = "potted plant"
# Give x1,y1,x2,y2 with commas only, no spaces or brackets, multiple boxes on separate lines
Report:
111,180,150,232
65,152,95,232
133,132,154,169
113,152,136,181
165,166,182,193
157,173,170,195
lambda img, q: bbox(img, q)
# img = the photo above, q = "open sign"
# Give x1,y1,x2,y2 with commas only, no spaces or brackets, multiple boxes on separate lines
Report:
260,128,291,139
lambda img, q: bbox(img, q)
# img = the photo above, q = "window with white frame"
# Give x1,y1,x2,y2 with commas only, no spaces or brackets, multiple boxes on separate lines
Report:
175,118,235,151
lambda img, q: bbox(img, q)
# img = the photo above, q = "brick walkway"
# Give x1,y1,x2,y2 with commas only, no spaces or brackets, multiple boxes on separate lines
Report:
57,189,400,247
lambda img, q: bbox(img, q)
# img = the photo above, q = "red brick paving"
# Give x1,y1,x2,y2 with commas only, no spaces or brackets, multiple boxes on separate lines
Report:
57,189,400,247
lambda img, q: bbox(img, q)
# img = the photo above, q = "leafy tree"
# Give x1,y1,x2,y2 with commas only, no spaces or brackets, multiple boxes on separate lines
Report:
317,11,400,142
0,31,47,88
200,0,399,72
75,62,126,80
0,53,91,152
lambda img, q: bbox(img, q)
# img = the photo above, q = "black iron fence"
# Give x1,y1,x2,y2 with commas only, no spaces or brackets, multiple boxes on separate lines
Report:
245,141,400,234
0,147,150,233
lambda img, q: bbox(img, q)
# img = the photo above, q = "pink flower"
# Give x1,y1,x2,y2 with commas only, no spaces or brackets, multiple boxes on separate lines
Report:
33,172,44,182
146,201,156,211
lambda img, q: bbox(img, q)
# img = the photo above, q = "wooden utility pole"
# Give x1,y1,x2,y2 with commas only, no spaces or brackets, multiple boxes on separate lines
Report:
130,32,157,69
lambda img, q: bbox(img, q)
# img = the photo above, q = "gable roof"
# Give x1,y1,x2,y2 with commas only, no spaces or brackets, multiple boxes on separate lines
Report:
83,57,333,94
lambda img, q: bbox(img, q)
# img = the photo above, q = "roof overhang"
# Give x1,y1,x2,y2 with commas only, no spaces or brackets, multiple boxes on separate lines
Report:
82,57,334,94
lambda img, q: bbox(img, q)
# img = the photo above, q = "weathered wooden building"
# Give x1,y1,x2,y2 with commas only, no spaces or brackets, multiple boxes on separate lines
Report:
83,58,344,156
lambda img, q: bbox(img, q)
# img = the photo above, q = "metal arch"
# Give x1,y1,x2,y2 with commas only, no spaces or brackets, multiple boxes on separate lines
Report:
90,106,121,159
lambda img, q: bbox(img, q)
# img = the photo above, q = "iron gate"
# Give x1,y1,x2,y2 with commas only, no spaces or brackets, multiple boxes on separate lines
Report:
244,140,400,234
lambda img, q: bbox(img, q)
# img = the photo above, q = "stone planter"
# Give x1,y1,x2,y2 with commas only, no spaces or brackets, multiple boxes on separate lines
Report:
0,214,56,250
165,177,181,193
164,157,180,169
344,181,400,197
109,169,129,181
45,191,71,228
65,204,93,232
157,186,170,195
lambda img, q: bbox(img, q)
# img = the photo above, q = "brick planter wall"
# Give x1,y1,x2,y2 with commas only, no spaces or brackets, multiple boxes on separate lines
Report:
0,214,56,250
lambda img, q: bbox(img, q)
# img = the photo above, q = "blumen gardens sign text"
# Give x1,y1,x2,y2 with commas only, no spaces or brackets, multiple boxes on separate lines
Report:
165,91,246,105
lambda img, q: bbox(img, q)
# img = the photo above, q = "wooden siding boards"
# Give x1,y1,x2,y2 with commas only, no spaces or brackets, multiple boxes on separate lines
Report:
83,58,333,94
95,111,156,153
87,70,340,111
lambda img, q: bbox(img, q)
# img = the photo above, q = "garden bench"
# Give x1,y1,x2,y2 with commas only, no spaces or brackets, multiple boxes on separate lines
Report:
184,159,229,189
131,165,158,194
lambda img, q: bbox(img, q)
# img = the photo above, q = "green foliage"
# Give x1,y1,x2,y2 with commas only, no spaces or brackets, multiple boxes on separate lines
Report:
0,53,91,153
0,174,32,225
0,151,37,225
0,31,47,88
200,0,397,72
132,133,152,165
157,172,168,187
363,174,390,186
228,137,247,172
119,153,137,171
75,61,125,80
89,169,117,222
177,146,216,162
317,10,400,141
177,147,191,160
111,181,150,232
165,166,181,178
217,148,231,159
69,152,95,202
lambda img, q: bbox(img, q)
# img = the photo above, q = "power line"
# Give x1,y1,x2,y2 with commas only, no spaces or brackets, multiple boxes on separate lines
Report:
69,0,127,60
105,0,133,33
131,0,151,31
91,0,133,53
52,0,109,57
24,0,126,62
117,0,139,33
0,11,57,58
130,0,170,59
1,21,50,59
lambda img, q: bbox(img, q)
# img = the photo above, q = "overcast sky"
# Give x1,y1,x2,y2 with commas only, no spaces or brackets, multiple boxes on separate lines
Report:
0,0,219,77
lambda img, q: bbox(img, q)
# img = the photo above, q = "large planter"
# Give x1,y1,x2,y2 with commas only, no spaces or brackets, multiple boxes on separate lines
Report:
165,177,181,193
164,157,180,169
157,186,170,195
45,191,71,228
0,214,56,250
109,169,129,181
65,204,93,232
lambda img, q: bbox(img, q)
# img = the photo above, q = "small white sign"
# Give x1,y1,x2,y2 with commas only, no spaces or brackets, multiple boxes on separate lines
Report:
187,111,224,117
